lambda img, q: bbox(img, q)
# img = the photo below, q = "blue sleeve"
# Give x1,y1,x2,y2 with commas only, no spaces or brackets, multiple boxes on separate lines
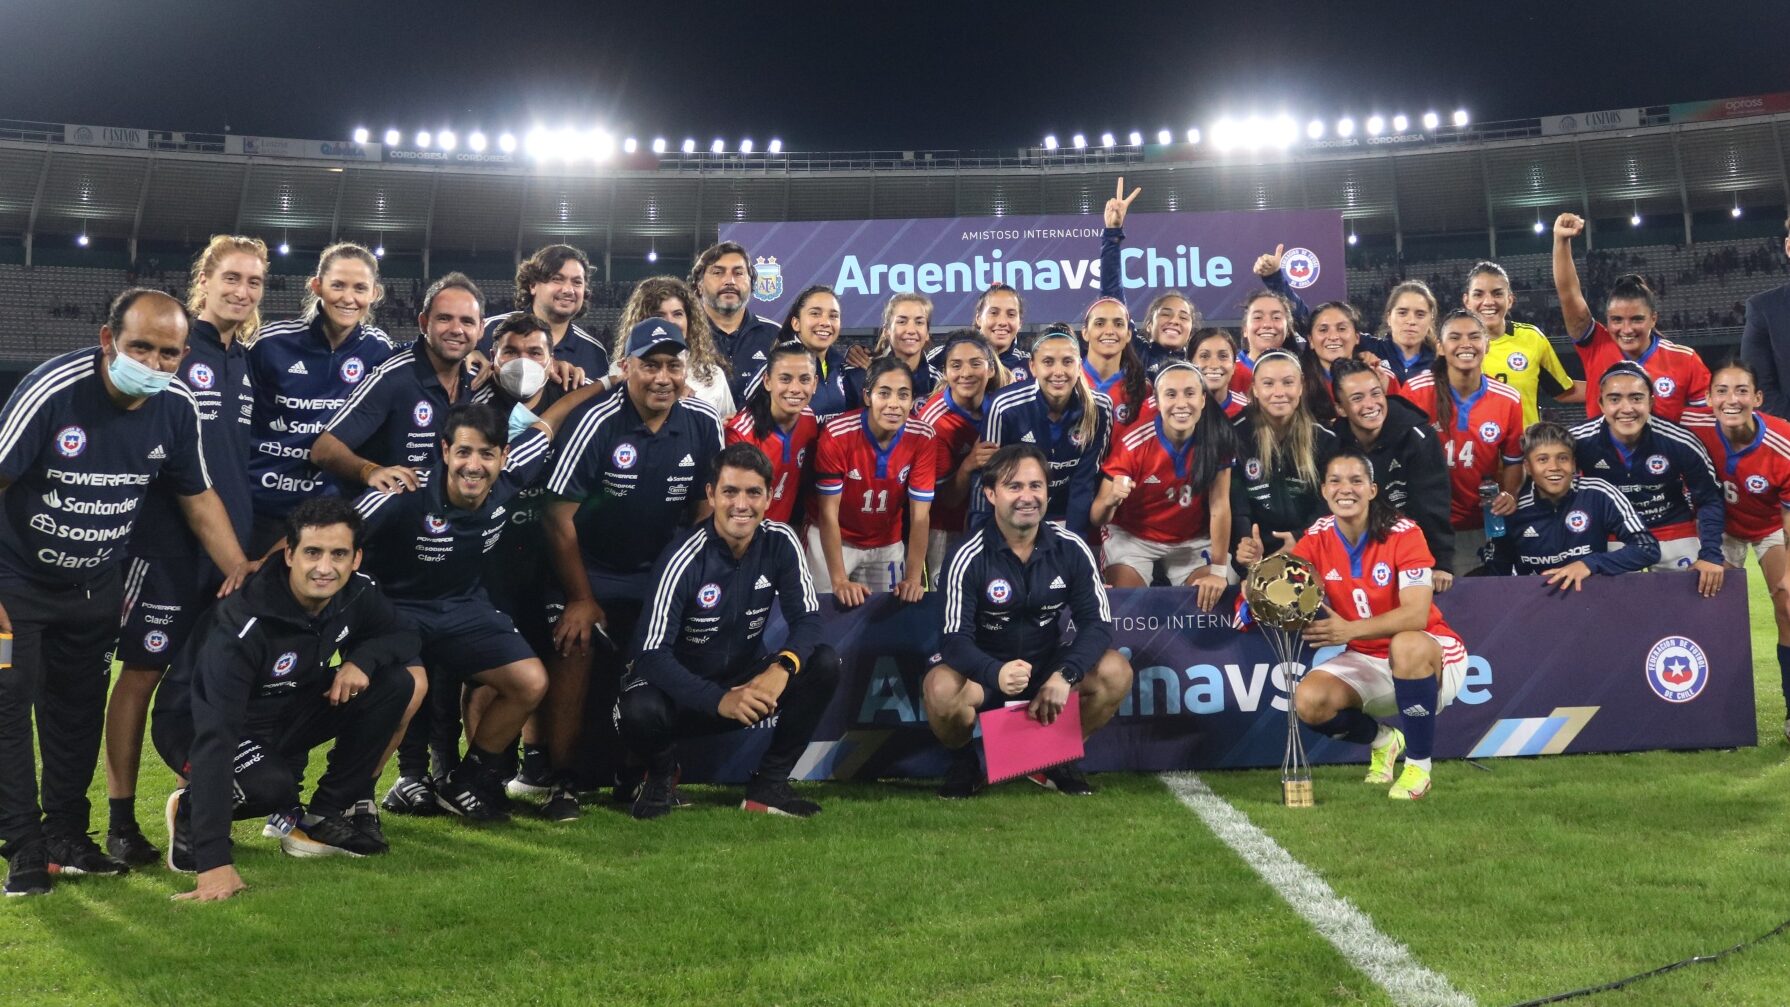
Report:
1262,268,1312,333
499,427,552,487
1676,438,1726,564
767,523,821,666
632,540,727,712
1100,227,1124,301
938,543,1003,691
321,366,396,452
1582,489,1661,575
1054,536,1114,683
1742,297,1787,417
1064,405,1112,541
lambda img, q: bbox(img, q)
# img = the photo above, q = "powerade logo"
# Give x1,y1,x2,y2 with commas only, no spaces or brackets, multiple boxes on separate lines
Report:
1645,636,1708,703
697,583,723,609
1280,248,1319,289
55,426,87,457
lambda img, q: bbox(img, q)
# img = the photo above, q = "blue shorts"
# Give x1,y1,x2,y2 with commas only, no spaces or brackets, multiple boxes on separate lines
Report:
395,595,538,685
116,556,221,667
928,646,1065,711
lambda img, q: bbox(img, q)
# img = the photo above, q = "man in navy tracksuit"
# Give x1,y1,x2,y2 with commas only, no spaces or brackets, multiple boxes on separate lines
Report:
0,290,250,896
620,441,839,820
925,445,1133,799
691,241,784,401
157,497,419,900
477,243,611,379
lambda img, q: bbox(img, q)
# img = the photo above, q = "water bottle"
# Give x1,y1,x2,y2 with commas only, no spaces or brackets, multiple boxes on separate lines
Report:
1479,480,1506,539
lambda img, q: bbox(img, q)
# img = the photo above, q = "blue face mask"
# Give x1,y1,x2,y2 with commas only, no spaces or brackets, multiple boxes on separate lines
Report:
108,350,175,398
508,402,539,442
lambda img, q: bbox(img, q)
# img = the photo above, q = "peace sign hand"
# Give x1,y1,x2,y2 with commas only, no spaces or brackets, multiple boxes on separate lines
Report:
1105,176,1142,228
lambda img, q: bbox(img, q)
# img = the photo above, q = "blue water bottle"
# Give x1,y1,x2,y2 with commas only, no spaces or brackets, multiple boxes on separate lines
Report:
1479,480,1505,539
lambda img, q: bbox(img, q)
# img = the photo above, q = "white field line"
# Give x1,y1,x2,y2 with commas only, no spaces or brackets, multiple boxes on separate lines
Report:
1159,772,1475,1007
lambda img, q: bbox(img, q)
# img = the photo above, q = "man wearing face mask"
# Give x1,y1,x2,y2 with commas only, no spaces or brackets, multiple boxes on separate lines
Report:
0,288,252,897
311,274,485,495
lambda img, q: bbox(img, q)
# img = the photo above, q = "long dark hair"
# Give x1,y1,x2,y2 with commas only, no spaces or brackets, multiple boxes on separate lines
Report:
1299,301,1368,427
1325,449,1401,542
1081,298,1149,417
779,284,838,340
745,340,816,438
1429,309,1488,432
1154,362,1236,491
861,355,916,410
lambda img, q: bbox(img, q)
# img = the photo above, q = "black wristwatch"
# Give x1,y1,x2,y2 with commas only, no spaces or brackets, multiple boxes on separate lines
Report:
1054,665,1081,687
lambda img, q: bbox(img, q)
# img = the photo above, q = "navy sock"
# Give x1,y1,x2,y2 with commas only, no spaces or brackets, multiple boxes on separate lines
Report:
1393,676,1440,761
1777,645,1790,709
1309,708,1380,745
107,796,136,833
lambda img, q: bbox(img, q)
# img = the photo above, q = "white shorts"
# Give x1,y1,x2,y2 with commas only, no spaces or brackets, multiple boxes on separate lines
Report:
1102,525,1213,586
1311,633,1469,720
1613,535,1699,570
1722,529,1785,568
1452,527,1487,575
806,525,905,595
926,529,966,588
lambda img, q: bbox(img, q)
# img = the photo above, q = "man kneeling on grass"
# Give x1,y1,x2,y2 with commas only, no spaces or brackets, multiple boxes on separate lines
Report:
157,497,419,901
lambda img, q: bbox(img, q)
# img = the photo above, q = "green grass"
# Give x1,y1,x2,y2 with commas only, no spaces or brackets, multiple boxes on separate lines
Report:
2,572,1787,1006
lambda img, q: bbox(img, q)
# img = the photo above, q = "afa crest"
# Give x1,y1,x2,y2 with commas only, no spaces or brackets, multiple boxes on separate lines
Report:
754,256,784,302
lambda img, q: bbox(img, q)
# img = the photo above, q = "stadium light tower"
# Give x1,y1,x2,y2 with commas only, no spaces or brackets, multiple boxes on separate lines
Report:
1366,116,1384,136
1391,114,1408,132
710,138,725,154
767,138,783,154
1100,132,1116,148
1306,119,1324,140
353,127,369,144
623,137,637,154
498,132,516,153
1071,133,1087,149
682,138,696,153
438,129,456,151
468,131,487,152
740,138,754,154
1453,109,1470,127
651,137,667,154
384,128,400,146
1043,134,1058,150
1185,127,1200,145
1157,128,1171,144
1337,117,1355,138
1422,111,1440,130
416,130,432,148
1127,130,1143,146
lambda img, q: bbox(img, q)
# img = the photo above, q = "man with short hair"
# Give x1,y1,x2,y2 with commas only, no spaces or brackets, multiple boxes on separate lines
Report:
157,497,420,901
622,442,839,819
0,289,251,896
1740,215,1790,418
310,273,484,493
691,241,783,400
924,445,1133,800
479,243,610,379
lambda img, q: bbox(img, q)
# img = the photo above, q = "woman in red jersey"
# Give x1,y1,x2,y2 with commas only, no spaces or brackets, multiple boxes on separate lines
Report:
1080,296,1151,431
919,332,1009,583
725,340,819,525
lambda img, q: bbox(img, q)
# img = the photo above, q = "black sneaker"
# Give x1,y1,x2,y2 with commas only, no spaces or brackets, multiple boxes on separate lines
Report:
1027,761,1095,796
631,769,678,821
105,827,161,868
741,776,821,818
541,783,581,822
433,769,509,822
4,844,51,896
281,815,380,858
164,790,197,874
938,746,984,799
505,766,553,800
381,776,442,816
45,832,129,876
347,800,389,854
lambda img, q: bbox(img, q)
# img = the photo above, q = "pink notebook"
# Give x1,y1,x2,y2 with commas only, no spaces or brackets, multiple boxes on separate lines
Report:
979,692,1085,784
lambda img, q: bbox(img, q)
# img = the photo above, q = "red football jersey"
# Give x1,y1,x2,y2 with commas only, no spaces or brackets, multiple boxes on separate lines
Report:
1683,410,1790,541
1292,516,1462,660
1101,419,1221,544
1574,322,1710,423
725,407,819,524
1401,373,1524,529
1222,389,1249,419
1231,355,1256,396
1082,361,1152,431
814,410,938,549
919,389,983,533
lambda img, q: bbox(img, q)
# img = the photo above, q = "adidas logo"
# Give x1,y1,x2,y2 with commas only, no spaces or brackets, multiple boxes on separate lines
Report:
652,324,669,337
287,361,308,375
148,445,166,460
1020,431,1036,443
1387,460,1402,471
847,468,862,480
752,350,766,361
1401,703,1432,718
1594,459,1609,469
754,574,772,589
336,626,350,643
1522,526,1539,538
678,454,694,467
1143,475,1161,484
1324,569,1342,581
491,507,506,519
1049,576,1066,589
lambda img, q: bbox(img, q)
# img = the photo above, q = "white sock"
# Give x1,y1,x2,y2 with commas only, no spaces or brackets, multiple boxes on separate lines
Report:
1371,724,1394,748
1406,757,1432,772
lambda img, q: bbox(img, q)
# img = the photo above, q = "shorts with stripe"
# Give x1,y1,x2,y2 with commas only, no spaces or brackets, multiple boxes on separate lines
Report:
1313,633,1469,720
805,525,906,594
115,556,221,667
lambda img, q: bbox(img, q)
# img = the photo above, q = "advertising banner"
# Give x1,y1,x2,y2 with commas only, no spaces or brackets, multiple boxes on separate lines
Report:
1669,93,1790,124
720,210,1346,328
64,124,148,150
227,135,381,161
1539,108,1641,135
666,573,1755,782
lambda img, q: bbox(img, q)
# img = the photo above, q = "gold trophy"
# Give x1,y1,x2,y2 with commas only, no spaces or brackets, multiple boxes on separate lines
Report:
1244,554,1322,807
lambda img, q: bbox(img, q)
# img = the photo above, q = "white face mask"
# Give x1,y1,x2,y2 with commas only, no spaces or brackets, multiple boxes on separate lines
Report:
497,357,547,400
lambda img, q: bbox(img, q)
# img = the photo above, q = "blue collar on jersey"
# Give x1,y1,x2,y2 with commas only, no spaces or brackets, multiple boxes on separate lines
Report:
1628,334,1662,365
941,386,982,423
1329,521,1372,579
1081,360,1125,397
1042,389,1085,450
1237,349,1256,371
1719,413,1766,476
1398,347,1427,369
859,413,907,478
1446,376,1488,433
1152,414,1196,480
1604,420,1653,468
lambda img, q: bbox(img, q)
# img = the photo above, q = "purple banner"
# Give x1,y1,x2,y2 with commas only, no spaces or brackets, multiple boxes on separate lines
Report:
672,571,1755,782
718,210,1346,329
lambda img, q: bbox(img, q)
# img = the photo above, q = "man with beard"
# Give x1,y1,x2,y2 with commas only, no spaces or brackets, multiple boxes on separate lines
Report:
478,244,609,379
691,241,783,401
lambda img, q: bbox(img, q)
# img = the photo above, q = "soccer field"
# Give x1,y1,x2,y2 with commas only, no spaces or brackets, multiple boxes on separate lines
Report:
2,575,1786,1007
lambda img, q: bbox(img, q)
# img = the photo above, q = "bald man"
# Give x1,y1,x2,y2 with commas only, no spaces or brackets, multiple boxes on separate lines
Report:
0,288,250,896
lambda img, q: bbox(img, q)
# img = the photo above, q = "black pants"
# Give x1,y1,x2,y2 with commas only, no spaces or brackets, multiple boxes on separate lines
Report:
575,597,643,786
154,662,413,819
395,669,466,780
0,569,123,857
617,645,840,780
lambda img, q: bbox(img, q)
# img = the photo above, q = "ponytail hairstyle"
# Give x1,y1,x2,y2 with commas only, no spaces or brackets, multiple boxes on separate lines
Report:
1081,296,1148,415
1327,357,1379,412
1606,273,1660,316
1430,309,1489,432
939,329,1009,404
301,242,384,327
186,234,270,341
1711,355,1759,388
1243,350,1321,489
744,340,817,439
1030,327,1101,451
1154,361,1237,492
1378,279,1439,352
872,292,933,361
1324,449,1401,542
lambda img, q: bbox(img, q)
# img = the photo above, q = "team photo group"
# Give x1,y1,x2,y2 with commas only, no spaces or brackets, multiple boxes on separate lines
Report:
2,172,1786,906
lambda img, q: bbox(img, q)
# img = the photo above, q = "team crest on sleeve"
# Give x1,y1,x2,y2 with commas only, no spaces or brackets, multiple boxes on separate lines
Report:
1746,474,1769,494
54,426,87,458
1506,352,1530,372
1477,421,1502,443
412,401,434,427
1115,403,1131,424
612,443,638,470
754,256,784,302
1280,248,1320,289
1371,562,1392,587
899,465,911,482
1645,636,1708,703
143,630,169,654
1653,375,1676,398
188,363,216,389
424,514,449,535
1565,509,1590,533
1244,458,1263,481
986,578,1013,604
272,651,299,678
696,582,724,609
1645,454,1669,475
340,357,365,383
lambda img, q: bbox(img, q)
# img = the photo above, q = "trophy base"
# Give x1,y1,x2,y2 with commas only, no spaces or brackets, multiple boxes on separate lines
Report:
1281,779,1314,807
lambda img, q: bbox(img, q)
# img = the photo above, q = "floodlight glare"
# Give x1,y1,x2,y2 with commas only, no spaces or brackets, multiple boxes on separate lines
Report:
416,130,432,147
1366,116,1384,135
468,131,487,152
353,127,369,144
1101,132,1116,148
498,132,517,153
1422,111,1440,130
1185,128,1201,144
710,138,725,154
651,137,667,154
1453,109,1470,127
1306,119,1324,140
740,138,754,154
1337,117,1355,138
1128,131,1143,146
383,128,400,146
1043,134,1058,150
767,138,783,154
1157,129,1171,144
1071,133,1087,149
682,138,696,153
623,137,637,154
1391,114,1408,132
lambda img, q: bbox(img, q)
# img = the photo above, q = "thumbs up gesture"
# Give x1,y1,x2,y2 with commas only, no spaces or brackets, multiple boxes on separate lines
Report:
1236,523,1267,566
1252,244,1286,279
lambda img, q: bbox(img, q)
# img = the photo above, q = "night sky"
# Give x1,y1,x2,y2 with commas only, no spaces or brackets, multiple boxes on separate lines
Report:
5,0,1786,151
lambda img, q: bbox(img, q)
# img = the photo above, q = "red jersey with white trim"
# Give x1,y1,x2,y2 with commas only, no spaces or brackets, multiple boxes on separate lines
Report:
919,389,983,533
813,410,937,549
1082,361,1151,432
1401,372,1525,529
1101,418,1222,544
725,407,819,524
1231,355,1255,396
1292,516,1461,660
1683,410,1790,541
1574,322,1710,422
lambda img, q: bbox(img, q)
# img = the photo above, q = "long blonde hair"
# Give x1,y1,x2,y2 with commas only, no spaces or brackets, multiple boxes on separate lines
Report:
1030,327,1101,450
186,234,270,341
872,292,932,360
616,276,723,385
300,242,384,327
1245,352,1320,489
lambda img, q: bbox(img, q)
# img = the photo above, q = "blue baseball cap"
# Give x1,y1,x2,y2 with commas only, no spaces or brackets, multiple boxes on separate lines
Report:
626,318,687,358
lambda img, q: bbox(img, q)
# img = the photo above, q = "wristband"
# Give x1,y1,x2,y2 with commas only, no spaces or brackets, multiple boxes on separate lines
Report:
775,651,801,676
359,461,379,484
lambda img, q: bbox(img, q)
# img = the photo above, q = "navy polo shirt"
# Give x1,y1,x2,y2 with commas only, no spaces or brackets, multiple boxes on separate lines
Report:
546,390,723,593
478,312,611,379
352,427,551,602
131,319,254,558
715,313,784,402
0,348,210,585
323,344,477,473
